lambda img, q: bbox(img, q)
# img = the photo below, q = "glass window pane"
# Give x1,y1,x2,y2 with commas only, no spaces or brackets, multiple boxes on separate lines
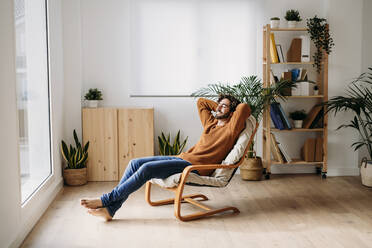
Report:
14,0,52,204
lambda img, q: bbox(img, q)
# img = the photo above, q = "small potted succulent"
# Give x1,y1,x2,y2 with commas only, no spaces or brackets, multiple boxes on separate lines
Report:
313,85,319,95
285,9,302,28
84,88,103,108
289,109,307,128
270,17,280,28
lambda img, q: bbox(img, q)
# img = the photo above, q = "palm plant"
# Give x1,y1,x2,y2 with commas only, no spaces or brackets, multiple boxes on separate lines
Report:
323,68,372,160
191,75,296,122
191,76,296,158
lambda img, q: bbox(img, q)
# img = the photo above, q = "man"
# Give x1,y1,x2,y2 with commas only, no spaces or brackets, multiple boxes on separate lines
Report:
81,95,251,220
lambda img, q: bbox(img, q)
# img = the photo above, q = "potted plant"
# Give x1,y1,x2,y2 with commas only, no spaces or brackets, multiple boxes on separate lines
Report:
289,110,307,128
285,9,302,28
158,130,188,155
191,76,296,180
84,88,103,108
61,130,89,186
323,68,372,187
306,16,335,73
313,85,319,95
270,17,280,28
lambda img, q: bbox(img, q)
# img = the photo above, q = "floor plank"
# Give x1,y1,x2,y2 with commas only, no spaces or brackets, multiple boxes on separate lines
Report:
21,175,372,248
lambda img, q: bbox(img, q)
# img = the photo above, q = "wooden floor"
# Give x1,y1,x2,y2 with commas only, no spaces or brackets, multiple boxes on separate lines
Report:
21,175,372,248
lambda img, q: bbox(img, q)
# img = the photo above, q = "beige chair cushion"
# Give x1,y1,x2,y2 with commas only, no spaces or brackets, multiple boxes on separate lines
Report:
150,116,257,188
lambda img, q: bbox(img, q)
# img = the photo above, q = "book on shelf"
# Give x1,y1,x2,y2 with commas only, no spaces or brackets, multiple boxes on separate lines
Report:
300,35,310,62
270,33,279,63
276,44,285,63
276,103,292,129
286,38,302,62
315,137,323,162
277,143,292,162
270,133,284,163
303,105,323,128
301,138,316,162
280,71,292,96
270,103,285,130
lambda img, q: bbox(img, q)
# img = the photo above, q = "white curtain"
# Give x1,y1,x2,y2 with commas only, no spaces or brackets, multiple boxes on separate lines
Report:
130,0,263,95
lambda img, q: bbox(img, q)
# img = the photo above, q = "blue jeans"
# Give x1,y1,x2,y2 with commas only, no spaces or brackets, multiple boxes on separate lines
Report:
100,156,192,217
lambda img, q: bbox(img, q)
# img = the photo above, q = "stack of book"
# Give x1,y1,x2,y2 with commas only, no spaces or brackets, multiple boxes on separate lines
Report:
270,102,292,130
270,133,292,163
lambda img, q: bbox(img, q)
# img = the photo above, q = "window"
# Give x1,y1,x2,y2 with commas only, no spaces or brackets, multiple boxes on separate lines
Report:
130,0,263,95
14,0,52,203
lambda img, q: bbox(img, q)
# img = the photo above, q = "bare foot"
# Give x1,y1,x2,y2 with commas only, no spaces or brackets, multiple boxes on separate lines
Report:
87,208,112,221
81,198,103,209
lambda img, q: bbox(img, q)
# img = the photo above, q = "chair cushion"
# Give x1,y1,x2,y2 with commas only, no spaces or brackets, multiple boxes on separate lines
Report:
150,115,257,188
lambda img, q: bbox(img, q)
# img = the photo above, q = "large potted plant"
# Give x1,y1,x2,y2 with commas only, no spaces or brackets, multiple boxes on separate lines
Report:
323,68,372,187
61,130,90,186
191,76,296,180
158,130,188,155
84,88,103,108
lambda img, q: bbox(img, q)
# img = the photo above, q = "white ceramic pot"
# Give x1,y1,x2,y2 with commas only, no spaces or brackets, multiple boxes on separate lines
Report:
270,20,280,28
287,21,297,28
314,90,319,95
360,157,372,187
294,120,303,129
87,100,99,108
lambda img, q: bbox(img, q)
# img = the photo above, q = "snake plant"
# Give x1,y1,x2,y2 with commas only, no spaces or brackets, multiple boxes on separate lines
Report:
158,130,188,156
61,130,90,169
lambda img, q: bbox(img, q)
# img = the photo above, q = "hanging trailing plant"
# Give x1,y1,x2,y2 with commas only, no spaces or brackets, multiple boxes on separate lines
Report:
306,16,334,73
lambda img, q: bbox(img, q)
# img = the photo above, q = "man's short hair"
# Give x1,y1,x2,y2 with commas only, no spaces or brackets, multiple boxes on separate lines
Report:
217,94,241,113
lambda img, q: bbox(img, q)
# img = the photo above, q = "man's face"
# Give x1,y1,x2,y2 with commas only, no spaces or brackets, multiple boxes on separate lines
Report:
216,98,232,119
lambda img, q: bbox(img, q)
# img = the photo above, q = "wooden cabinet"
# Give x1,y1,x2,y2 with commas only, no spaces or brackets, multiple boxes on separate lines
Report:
262,25,328,179
82,107,154,181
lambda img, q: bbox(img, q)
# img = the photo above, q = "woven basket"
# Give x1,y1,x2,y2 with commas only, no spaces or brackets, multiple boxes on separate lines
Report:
63,167,87,186
360,158,372,187
240,155,263,181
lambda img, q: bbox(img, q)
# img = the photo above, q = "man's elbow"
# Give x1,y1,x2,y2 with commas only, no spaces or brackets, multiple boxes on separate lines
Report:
238,103,251,117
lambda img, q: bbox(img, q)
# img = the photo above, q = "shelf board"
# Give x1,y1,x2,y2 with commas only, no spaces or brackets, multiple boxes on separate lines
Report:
271,159,323,165
270,28,308,31
277,95,324,99
268,128,324,132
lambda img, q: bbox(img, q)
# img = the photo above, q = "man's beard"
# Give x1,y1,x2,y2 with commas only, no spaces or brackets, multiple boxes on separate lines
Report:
215,112,230,119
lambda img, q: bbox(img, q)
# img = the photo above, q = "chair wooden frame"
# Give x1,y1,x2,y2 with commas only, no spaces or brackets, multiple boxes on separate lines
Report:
145,124,258,221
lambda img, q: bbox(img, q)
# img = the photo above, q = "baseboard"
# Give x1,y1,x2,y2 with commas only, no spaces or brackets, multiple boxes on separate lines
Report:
11,177,64,248
238,166,360,176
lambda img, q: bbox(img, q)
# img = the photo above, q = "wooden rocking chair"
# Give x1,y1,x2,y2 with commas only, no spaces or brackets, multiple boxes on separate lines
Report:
145,120,258,221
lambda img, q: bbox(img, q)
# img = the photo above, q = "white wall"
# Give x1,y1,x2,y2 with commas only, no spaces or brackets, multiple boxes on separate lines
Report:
359,0,372,163
0,0,65,247
61,0,367,176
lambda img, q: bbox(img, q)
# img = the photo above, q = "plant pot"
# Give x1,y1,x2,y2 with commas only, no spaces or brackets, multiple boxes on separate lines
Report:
314,90,319,95
360,158,372,187
240,156,263,181
86,100,99,108
287,21,297,28
270,20,280,28
63,167,87,186
294,120,303,128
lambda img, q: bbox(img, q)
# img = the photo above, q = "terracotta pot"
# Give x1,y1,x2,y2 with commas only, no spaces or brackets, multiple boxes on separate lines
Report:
240,156,263,181
63,167,87,186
